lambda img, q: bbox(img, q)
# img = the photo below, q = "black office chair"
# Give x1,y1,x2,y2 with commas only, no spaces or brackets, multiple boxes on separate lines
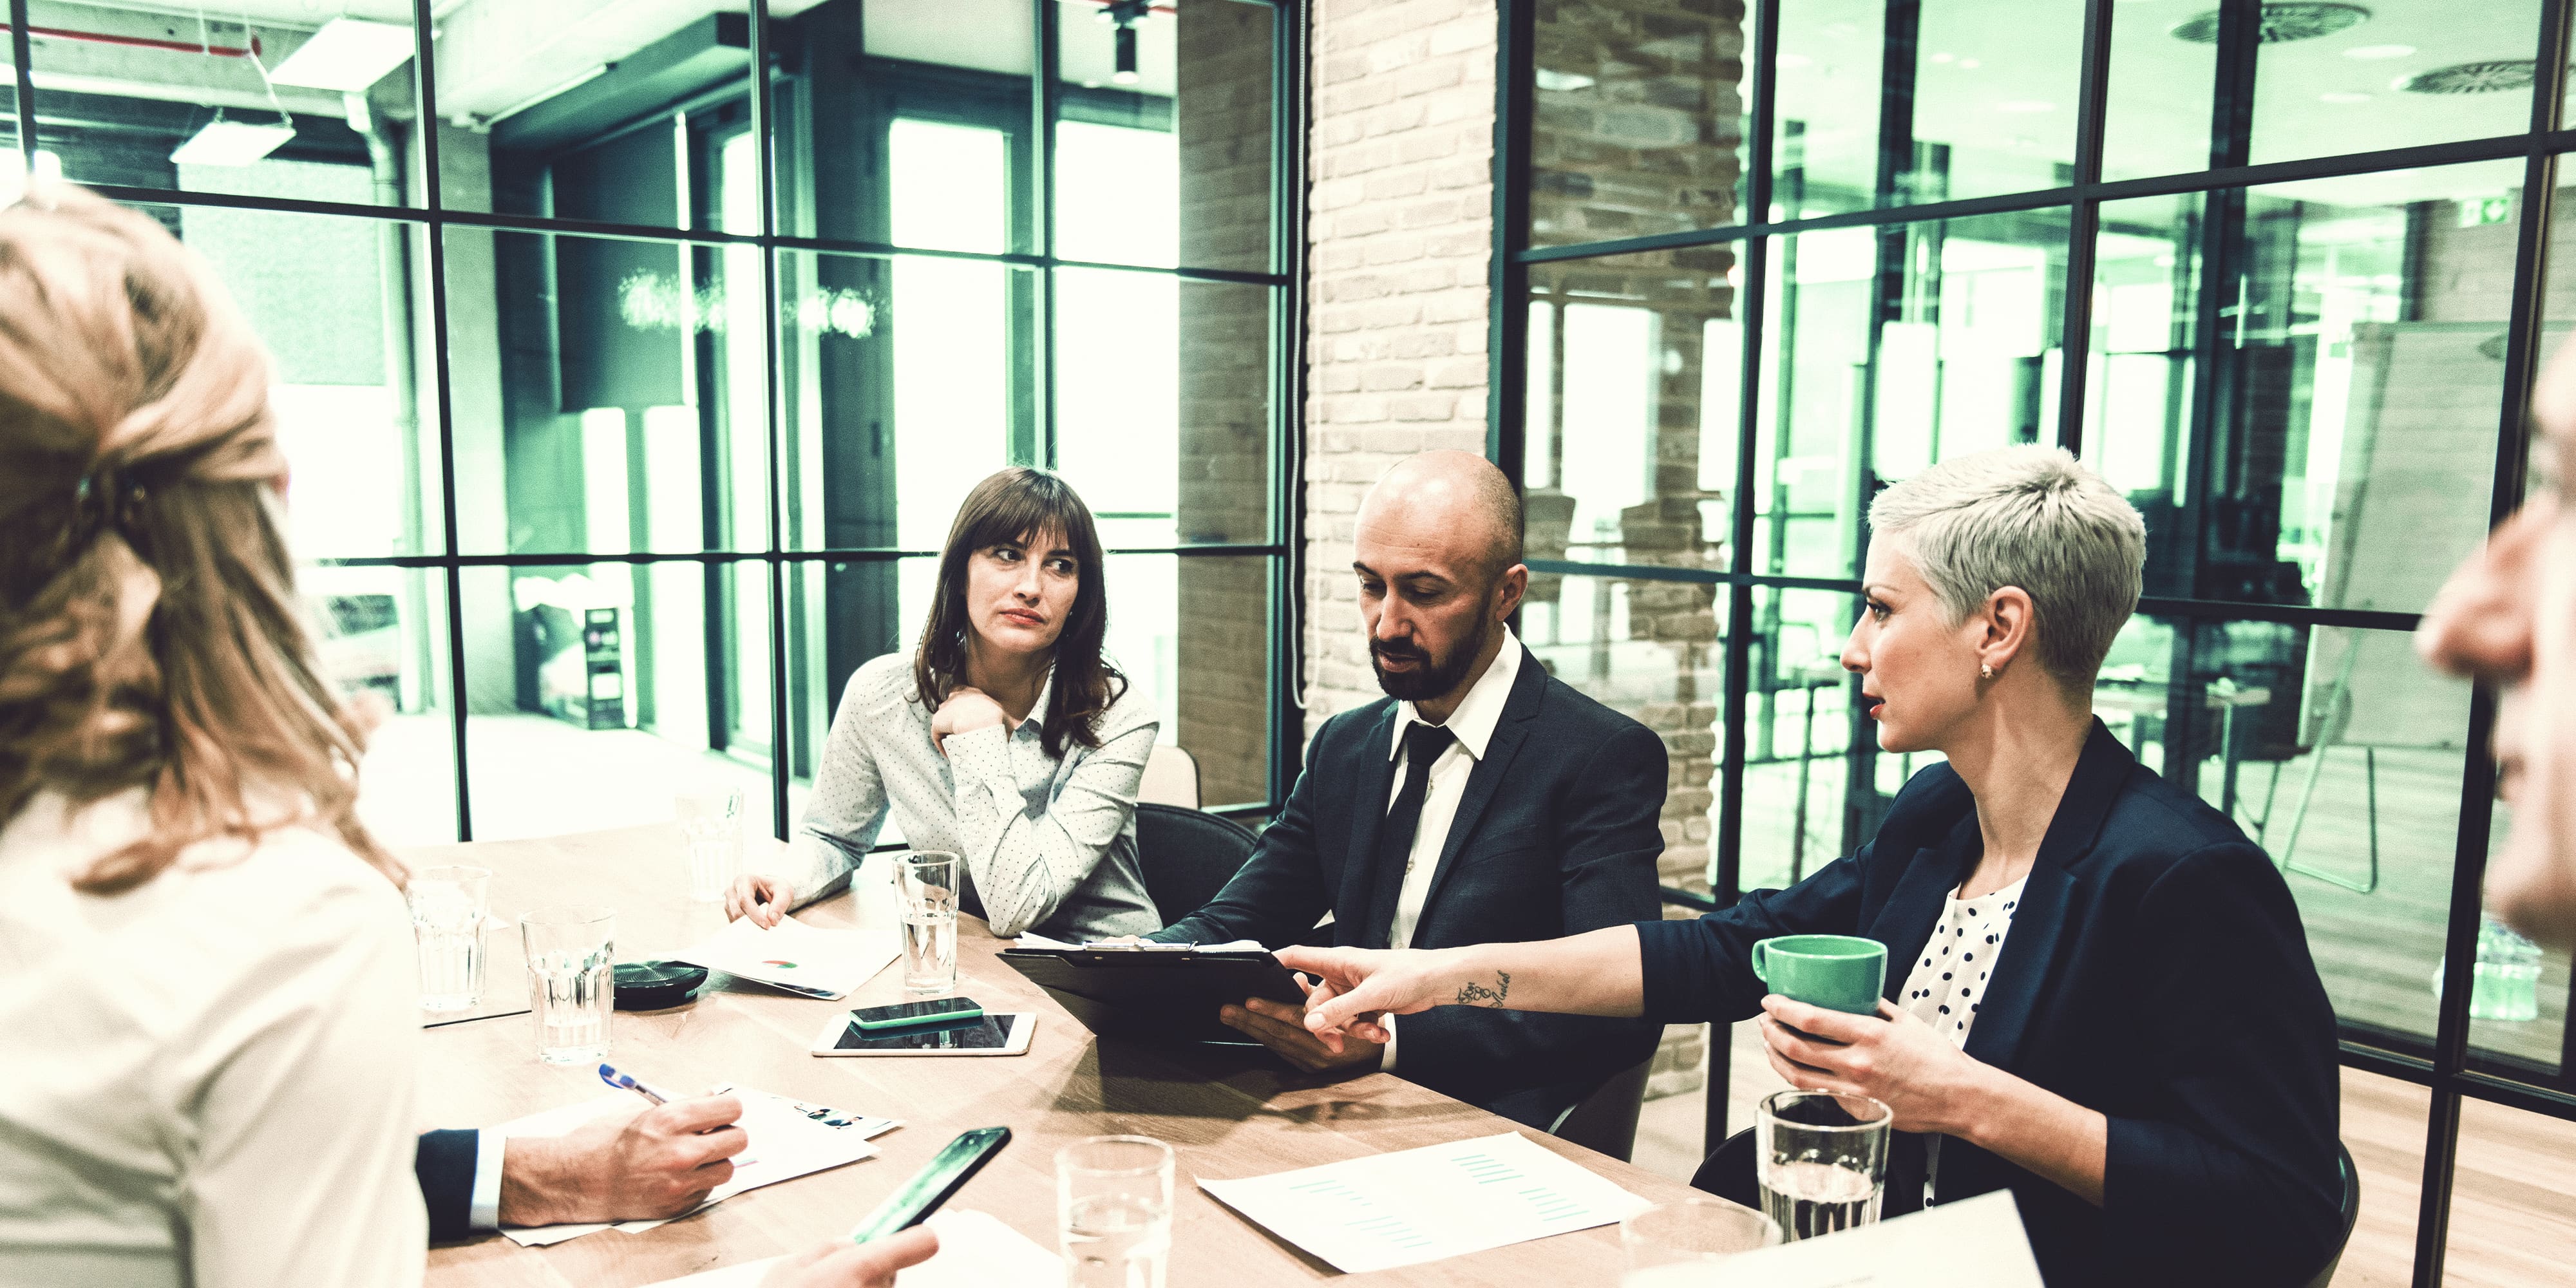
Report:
2304,1142,2361,1288
1549,1056,1653,1162
1696,1128,2362,1288
1692,1125,1760,1207
1133,802,1259,925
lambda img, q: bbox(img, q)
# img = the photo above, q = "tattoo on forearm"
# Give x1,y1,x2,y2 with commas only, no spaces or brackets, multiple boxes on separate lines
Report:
1455,971,1510,1008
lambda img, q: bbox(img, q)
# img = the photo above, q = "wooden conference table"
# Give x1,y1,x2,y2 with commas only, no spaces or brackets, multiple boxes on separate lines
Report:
413,825,1710,1287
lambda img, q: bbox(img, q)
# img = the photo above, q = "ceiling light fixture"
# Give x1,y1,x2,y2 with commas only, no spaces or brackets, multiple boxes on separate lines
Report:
2170,3,2371,45
171,117,297,166
2401,60,2548,95
1100,0,1149,87
270,17,416,93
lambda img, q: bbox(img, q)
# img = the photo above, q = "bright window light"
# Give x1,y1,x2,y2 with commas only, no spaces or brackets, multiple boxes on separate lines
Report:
0,149,61,204
270,17,416,93
170,119,296,167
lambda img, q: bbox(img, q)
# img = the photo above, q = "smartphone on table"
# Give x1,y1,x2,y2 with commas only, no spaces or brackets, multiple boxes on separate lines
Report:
848,1126,1012,1244
848,997,984,1030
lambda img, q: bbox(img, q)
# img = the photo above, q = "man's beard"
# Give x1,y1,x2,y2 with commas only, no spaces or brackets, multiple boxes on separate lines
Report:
1371,614,1491,702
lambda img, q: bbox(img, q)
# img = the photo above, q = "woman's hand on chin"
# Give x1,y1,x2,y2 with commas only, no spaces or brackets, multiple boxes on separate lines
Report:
1755,996,1996,1137
930,687,1010,754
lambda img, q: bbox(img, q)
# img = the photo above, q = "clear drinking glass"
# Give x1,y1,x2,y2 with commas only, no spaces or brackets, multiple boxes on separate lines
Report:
675,784,744,903
408,865,490,1012
523,905,614,1064
1057,1135,1174,1288
1620,1198,1781,1285
1756,1089,1892,1241
893,850,960,996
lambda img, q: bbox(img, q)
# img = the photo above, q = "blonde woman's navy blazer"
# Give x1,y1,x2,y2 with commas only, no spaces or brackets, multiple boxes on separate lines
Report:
1637,721,2343,1287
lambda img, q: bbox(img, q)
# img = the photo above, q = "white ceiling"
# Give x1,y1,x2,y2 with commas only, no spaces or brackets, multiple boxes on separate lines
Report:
1774,0,2546,213
55,0,1178,129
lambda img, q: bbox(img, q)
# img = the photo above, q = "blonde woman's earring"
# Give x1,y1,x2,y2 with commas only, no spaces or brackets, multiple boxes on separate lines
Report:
1980,663,1994,680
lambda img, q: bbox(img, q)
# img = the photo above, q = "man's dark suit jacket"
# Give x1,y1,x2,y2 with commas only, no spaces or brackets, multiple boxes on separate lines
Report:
1639,721,2343,1287
1150,643,1665,1128
415,1130,478,1242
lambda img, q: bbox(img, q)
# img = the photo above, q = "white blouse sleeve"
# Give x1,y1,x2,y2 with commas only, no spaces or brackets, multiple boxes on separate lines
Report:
777,668,896,905
173,867,425,1288
944,708,1157,937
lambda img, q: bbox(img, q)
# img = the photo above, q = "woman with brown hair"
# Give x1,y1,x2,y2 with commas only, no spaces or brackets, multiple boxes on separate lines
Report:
0,191,940,1288
726,467,1160,940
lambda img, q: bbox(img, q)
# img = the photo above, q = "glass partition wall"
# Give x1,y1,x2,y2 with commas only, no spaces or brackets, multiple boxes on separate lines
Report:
1497,0,2572,1281
9,0,1300,844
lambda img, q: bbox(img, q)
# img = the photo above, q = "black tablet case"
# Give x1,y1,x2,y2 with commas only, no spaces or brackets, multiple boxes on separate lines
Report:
999,949,1307,1045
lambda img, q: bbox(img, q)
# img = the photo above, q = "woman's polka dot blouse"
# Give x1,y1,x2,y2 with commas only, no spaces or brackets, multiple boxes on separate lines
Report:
1898,875,2028,1048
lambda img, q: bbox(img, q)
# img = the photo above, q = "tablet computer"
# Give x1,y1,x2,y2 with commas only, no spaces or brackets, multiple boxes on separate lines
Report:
998,949,1306,1045
810,1011,1036,1057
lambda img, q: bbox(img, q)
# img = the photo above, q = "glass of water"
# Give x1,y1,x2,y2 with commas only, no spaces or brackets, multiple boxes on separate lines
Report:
892,850,960,996
1756,1089,1891,1241
1620,1198,1780,1285
1057,1135,1173,1288
407,865,490,1012
675,784,744,903
523,905,614,1065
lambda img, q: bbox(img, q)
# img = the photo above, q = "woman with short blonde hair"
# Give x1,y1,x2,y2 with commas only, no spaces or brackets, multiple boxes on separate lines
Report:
1282,446,2347,1287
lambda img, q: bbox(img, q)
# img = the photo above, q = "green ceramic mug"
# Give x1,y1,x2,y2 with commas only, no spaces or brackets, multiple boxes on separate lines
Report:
1750,934,1888,1015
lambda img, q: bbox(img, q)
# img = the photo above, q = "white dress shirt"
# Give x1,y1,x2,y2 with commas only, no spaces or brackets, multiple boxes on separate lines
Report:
0,789,426,1287
764,651,1162,940
1377,628,1523,1068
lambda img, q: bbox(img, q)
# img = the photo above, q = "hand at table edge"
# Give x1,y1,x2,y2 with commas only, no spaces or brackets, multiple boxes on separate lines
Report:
762,1226,939,1288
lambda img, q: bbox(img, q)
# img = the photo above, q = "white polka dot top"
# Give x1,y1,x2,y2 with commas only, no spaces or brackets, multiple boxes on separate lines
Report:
1899,875,2027,1048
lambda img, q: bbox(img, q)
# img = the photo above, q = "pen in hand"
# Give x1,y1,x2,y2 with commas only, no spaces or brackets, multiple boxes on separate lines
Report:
598,1063,688,1106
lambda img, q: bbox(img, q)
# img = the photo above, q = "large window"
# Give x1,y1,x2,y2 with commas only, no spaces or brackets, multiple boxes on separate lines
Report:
15,0,1296,844
1501,0,2570,1280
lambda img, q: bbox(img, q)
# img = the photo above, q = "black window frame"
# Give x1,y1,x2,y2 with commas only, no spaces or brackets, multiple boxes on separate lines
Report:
1488,1,2576,1282
4,0,1307,838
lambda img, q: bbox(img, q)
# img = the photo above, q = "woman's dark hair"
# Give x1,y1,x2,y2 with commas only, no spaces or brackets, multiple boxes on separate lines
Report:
914,468,1124,759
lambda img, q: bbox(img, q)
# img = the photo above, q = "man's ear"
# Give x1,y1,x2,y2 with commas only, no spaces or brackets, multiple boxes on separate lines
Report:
1492,563,1529,622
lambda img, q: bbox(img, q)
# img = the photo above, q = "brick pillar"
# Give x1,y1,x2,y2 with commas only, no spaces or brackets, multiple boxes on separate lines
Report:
1177,1,1276,806
1305,0,1500,737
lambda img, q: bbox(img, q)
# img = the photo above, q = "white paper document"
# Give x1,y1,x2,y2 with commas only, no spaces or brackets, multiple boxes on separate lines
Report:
497,1084,896,1246
1685,1190,2044,1288
676,914,900,999
637,1208,1062,1287
1198,1131,1652,1273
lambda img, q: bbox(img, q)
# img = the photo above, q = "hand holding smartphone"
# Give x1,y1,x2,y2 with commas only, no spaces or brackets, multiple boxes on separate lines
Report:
848,1127,1012,1244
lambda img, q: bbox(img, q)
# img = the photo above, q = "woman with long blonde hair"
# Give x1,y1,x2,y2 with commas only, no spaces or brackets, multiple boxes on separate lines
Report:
0,189,428,1286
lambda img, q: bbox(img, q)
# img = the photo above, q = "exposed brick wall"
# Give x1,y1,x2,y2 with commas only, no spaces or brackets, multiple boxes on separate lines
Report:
1303,0,1746,1101
1303,0,1500,737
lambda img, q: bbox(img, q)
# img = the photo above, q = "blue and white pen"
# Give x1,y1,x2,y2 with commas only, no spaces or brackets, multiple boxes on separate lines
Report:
598,1063,688,1106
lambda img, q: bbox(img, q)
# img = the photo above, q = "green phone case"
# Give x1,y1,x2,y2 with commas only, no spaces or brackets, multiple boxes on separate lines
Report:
849,1001,985,1031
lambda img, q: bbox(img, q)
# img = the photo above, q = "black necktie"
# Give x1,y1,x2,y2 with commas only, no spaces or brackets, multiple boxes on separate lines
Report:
1368,722,1455,948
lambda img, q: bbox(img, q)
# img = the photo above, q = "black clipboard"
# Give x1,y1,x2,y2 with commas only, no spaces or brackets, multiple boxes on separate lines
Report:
999,948,1307,1045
